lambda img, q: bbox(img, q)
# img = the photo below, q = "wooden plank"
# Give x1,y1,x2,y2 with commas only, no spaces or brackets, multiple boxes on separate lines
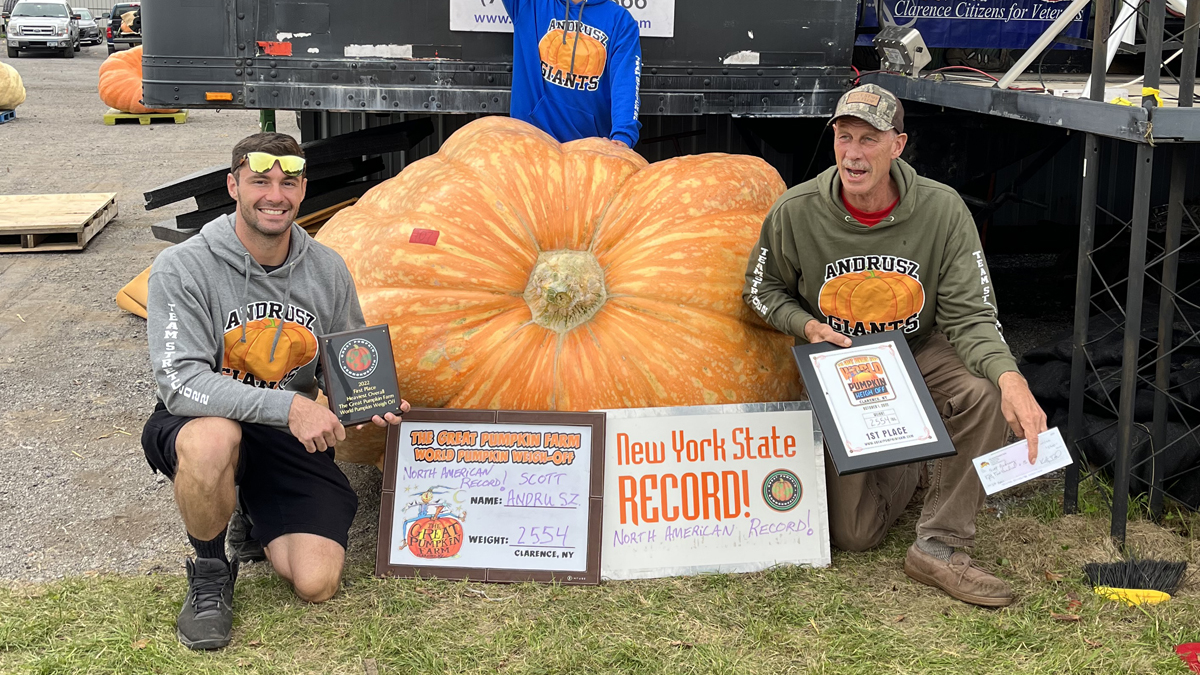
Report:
103,109,188,126
0,193,118,232
143,117,432,210
0,193,118,252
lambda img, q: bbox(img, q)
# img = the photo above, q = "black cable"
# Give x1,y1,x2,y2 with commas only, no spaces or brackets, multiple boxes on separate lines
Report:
802,119,834,183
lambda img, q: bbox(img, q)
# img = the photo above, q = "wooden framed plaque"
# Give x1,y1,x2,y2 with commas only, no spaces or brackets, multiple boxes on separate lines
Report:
318,324,401,427
793,332,955,475
375,409,605,585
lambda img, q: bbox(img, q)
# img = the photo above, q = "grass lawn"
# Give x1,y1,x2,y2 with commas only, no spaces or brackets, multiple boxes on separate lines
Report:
2,484,1197,674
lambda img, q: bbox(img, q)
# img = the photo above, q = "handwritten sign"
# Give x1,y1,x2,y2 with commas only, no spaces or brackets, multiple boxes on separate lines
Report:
376,410,604,584
599,402,830,580
450,0,676,38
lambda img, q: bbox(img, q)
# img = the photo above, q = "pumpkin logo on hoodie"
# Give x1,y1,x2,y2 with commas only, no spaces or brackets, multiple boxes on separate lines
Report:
539,18,608,91
818,255,926,335
221,301,319,388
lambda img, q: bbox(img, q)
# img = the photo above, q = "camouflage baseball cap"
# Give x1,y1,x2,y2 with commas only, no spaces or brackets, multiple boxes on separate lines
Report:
833,84,905,134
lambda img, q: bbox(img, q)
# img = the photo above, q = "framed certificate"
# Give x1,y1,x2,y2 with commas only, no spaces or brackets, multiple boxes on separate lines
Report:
375,409,605,584
792,332,955,475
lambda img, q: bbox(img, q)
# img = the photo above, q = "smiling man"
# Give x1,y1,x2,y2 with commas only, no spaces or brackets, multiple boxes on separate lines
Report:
742,85,1046,607
142,133,409,649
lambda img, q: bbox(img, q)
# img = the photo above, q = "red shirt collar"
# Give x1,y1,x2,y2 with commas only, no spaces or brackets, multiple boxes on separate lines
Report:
841,191,899,227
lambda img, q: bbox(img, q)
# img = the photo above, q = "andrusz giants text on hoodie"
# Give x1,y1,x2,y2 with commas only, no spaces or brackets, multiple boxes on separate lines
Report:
503,0,642,146
742,159,1019,387
148,214,366,430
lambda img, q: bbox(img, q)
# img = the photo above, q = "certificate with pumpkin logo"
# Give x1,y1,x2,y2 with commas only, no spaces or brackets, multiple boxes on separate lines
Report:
793,333,954,475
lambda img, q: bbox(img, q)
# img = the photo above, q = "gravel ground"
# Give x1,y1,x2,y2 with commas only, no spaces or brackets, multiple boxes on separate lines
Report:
0,46,383,582
0,47,1077,584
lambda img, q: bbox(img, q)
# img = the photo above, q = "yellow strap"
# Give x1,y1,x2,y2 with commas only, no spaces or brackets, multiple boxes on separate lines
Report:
1142,87,1164,107
1110,96,1134,106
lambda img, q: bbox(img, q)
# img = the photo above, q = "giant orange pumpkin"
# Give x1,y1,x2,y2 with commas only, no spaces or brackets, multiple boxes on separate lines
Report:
98,45,179,114
317,117,801,411
818,269,925,328
538,30,607,79
222,318,319,384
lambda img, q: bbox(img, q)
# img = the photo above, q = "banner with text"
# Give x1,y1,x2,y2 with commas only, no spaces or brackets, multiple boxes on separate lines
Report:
450,0,675,38
600,403,829,580
858,0,1088,49
388,420,593,573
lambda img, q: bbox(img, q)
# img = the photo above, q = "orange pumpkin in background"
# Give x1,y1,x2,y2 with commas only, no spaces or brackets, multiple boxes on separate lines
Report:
98,45,180,114
538,29,607,79
316,117,801,412
223,318,318,384
818,270,926,327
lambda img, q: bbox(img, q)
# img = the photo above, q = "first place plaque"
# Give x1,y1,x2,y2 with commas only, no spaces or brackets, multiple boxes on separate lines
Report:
318,324,402,426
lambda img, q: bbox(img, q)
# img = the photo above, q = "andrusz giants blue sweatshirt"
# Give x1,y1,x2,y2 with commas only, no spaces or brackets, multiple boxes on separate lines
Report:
502,0,642,147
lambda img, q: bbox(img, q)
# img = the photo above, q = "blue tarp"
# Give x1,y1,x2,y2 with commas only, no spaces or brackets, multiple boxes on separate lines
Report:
857,0,1090,49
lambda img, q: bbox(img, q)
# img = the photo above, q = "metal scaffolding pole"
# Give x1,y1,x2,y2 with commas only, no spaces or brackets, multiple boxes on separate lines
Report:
1150,0,1199,518
1066,0,1115,514
1111,0,1167,543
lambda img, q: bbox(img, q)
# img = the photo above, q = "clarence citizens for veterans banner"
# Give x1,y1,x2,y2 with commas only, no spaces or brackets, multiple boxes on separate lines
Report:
599,402,830,581
858,0,1088,49
450,0,676,38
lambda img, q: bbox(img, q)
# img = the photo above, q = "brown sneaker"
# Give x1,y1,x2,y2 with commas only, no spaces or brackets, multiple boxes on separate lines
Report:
903,543,1013,607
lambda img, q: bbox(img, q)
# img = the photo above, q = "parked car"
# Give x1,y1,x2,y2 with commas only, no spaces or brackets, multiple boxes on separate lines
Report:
105,1,137,53
5,0,81,58
72,6,98,45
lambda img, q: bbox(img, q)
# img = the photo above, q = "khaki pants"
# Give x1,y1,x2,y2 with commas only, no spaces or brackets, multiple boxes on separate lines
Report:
824,333,1011,551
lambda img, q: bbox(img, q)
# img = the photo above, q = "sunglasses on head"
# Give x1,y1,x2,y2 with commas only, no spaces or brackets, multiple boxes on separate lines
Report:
237,152,307,177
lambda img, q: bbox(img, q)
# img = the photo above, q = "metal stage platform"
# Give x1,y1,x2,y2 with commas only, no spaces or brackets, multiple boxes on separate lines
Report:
874,0,1200,542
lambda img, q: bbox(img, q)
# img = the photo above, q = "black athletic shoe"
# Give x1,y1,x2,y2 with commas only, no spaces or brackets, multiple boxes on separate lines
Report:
227,496,266,563
176,557,238,650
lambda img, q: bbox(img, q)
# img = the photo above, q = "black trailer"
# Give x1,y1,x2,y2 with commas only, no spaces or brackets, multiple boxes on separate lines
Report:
141,0,857,117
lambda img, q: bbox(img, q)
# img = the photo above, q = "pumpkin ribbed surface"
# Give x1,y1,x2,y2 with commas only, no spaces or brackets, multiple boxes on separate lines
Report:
317,117,801,411
98,45,179,114
0,62,26,110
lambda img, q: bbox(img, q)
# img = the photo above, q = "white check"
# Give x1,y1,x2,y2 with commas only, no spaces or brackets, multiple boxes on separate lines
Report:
972,427,1073,495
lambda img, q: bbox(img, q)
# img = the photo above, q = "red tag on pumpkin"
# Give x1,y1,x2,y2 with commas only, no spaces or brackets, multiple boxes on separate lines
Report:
257,41,293,56
1178,644,1200,673
409,228,440,246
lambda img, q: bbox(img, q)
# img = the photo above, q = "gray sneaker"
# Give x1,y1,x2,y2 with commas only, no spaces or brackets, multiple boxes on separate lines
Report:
227,498,266,563
176,557,238,650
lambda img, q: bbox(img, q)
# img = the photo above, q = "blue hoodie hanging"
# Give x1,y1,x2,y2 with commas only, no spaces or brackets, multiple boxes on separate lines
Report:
502,0,642,147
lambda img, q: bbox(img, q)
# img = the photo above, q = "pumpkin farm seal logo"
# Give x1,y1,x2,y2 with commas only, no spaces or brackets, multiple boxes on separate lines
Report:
836,354,896,406
762,469,803,512
818,255,926,336
338,338,379,380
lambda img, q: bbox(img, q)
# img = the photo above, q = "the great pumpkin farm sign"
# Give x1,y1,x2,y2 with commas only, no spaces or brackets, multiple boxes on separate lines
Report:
599,402,830,580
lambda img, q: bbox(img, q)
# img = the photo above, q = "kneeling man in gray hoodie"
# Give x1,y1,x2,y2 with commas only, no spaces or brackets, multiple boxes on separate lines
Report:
141,133,410,650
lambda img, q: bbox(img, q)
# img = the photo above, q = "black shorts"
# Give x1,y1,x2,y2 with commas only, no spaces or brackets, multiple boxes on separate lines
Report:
141,400,358,549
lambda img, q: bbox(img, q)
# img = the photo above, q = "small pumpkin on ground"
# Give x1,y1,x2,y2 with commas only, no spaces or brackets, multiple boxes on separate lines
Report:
0,62,26,110
98,45,179,114
317,116,801,418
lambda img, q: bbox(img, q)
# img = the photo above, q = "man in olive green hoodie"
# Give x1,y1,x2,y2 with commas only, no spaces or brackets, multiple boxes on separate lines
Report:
743,84,1047,607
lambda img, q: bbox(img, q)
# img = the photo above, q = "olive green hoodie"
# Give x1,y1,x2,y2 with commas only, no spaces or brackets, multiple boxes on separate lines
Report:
742,158,1018,387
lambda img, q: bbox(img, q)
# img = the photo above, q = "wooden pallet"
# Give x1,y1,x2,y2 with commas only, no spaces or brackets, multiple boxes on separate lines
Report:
103,108,188,126
0,110,14,125
0,193,118,252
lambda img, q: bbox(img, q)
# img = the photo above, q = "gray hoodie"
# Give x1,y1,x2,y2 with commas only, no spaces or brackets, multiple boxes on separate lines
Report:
147,214,365,429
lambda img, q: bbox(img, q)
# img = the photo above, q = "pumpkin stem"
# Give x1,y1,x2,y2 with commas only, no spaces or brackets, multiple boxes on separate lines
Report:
524,250,607,333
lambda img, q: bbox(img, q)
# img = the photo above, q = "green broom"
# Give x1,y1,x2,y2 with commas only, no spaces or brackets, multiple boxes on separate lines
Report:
1083,559,1188,606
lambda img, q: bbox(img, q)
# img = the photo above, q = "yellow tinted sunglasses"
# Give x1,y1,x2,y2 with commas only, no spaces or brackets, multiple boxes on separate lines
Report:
238,152,307,177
